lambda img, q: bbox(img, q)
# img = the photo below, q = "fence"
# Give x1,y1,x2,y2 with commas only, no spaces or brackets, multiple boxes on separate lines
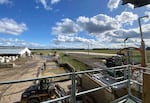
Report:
0,64,149,103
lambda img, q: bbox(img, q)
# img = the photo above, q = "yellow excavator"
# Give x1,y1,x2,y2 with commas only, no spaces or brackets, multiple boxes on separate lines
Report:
20,78,68,103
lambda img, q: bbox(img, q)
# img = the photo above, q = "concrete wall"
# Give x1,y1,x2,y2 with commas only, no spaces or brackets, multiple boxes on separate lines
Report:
0,63,14,68
59,63,75,72
81,74,115,103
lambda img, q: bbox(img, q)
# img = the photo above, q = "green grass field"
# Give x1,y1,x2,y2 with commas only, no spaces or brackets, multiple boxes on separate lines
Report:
31,49,150,63
31,49,150,71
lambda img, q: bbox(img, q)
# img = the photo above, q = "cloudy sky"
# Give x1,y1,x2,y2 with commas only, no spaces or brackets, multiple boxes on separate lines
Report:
0,0,150,49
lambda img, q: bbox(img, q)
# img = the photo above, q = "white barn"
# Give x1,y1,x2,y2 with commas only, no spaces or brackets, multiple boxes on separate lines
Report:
0,46,31,63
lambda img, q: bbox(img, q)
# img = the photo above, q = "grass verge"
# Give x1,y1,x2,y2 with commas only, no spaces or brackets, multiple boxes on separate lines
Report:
58,53,91,71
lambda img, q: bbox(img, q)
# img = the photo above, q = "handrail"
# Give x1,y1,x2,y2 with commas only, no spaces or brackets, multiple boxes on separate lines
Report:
0,65,128,85
0,72,72,85
0,65,144,103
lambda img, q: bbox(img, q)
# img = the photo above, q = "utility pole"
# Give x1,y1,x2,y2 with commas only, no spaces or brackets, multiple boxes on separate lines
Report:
87,42,90,56
138,15,148,67
124,37,128,48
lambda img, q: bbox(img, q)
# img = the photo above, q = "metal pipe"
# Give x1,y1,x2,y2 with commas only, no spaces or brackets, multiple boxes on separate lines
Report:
76,65,128,74
131,79,142,86
76,80,128,96
0,72,72,85
132,65,150,72
130,95,142,103
138,15,149,67
88,42,89,56
128,65,132,96
110,95,129,103
138,15,149,40
0,65,129,85
41,95,71,103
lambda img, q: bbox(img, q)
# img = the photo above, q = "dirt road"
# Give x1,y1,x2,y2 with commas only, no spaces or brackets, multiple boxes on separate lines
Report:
66,51,117,57
0,55,46,103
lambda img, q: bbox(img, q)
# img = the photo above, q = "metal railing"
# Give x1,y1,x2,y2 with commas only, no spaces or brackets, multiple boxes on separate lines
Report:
0,64,148,103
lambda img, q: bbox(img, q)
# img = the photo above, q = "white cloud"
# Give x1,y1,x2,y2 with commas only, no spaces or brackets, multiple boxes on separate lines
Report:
127,3,134,9
35,5,40,9
51,11,150,48
114,29,138,39
54,35,95,44
52,14,121,37
53,35,99,48
96,23,150,46
36,0,52,10
0,0,12,5
52,18,80,36
51,0,60,4
142,24,150,38
0,38,25,46
116,11,138,26
36,0,61,10
77,14,120,35
0,38,48,48
146,4,150,9
28,42,47,48
107,0,120,11
0,18,27,35
145,11,150,16
51,13,127,48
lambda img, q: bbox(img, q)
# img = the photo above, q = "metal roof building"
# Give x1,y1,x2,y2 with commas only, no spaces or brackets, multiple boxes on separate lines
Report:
0,46,31,56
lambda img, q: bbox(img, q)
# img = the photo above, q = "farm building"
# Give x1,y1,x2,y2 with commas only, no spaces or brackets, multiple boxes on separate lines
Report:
0,46,31,63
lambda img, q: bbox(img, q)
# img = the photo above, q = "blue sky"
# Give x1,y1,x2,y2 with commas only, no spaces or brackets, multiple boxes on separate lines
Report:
0,0,150,49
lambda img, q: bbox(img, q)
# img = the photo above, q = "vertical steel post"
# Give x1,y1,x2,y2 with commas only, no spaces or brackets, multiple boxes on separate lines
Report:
138,15,148,67
114,68,116,78
71,72,76,103
128,65,131,97
88,42,89,56
124,66,127,80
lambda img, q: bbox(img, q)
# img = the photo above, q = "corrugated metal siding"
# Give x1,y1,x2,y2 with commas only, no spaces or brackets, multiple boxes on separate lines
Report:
0,46,30,55
0,48,23,54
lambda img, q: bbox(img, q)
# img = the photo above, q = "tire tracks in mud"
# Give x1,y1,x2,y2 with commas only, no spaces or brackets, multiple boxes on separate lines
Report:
0,60,39,101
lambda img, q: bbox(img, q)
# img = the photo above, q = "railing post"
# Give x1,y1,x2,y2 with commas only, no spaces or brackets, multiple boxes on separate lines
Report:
71,71,76,103
124,66,127,80
128,65,131,97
